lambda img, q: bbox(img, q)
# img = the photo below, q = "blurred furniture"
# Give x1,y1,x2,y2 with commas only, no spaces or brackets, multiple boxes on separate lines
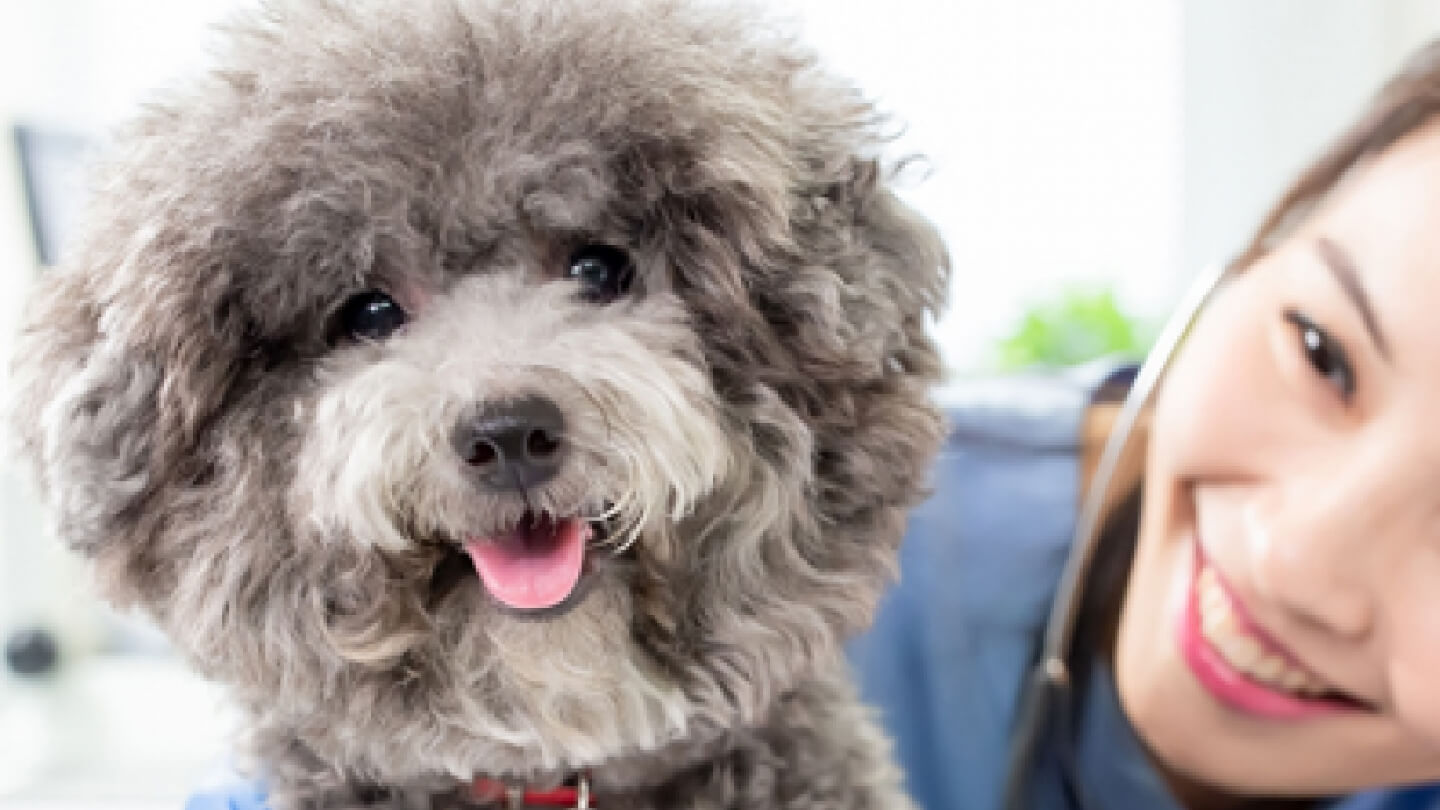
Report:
12,124,90,267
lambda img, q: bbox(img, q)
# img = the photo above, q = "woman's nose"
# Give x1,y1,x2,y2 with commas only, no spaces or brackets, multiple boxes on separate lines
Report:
1242,493,1375,640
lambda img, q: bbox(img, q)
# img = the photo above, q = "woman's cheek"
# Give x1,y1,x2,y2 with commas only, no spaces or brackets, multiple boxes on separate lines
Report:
1154,284,1287,474
1383,558,1440,747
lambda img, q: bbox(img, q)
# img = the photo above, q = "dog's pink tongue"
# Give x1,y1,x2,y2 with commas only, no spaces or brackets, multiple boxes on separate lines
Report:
465,516,589,610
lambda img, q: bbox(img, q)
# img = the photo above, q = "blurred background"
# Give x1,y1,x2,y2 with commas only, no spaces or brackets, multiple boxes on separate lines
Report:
2,1,1439,807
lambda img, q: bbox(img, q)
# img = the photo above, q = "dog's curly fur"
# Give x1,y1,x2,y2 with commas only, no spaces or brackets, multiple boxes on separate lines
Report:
8,0,948,807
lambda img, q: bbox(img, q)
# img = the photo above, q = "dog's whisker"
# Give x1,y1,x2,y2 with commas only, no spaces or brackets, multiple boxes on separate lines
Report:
596,501,625,524
608,528,643,557
572,378,618,448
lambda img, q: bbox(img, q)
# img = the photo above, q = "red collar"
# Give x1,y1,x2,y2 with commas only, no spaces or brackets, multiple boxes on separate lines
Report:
469,774,593,808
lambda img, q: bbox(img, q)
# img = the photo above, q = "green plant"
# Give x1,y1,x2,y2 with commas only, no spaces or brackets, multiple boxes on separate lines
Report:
994,286,1152,370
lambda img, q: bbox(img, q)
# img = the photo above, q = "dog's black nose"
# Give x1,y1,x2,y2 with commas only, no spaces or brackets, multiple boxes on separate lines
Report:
454,396,566,490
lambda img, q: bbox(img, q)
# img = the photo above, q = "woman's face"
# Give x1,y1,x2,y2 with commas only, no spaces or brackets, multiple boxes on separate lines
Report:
1118,119,1440,796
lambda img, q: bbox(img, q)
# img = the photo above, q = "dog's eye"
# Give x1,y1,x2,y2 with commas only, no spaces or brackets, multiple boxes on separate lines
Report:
567,245,634,304
331,290,408,344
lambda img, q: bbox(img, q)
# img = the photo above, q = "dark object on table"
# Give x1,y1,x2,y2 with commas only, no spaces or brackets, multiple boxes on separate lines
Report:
4,625,60,678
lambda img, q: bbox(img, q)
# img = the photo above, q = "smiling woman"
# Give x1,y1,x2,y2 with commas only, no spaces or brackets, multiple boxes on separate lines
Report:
851,35,1440,810
1122,103,1440,801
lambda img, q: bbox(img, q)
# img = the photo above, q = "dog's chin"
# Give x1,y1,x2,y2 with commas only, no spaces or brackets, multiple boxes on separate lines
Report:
427,509,619,620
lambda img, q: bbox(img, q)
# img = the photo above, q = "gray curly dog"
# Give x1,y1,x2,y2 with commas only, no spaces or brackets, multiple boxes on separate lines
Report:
8,0,949,807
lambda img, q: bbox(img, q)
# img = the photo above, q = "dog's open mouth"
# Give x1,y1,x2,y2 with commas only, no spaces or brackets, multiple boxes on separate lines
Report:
426,504,624,611
464,513,592,611
428,508,618,614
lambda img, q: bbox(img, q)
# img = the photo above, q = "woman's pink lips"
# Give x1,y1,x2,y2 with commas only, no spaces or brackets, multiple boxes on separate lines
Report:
1178,541,1361,720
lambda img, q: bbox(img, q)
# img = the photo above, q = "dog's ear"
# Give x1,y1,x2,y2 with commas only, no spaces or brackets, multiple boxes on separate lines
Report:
837,156,949,380
772,154,950,387
770,154,950,527
7,269,220,558
9,273,152,556
668,147,949,406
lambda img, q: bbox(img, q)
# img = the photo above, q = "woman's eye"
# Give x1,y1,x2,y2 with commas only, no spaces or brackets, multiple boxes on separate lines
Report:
1283,309,1355,402
331,290,408,344
567,244,635,304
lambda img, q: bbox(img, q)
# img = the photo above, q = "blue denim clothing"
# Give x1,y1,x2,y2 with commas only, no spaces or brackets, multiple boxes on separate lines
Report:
847,365,1440,810
187,366,1440,808
185,781,267,810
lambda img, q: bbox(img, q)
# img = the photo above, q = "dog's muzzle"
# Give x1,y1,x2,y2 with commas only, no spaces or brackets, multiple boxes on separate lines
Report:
442,395,613,614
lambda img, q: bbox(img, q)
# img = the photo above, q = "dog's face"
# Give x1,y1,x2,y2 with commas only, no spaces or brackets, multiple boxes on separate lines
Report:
10,0,946,787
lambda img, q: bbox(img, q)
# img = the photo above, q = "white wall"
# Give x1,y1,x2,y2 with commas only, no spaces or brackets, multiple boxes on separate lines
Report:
782,0,1184,369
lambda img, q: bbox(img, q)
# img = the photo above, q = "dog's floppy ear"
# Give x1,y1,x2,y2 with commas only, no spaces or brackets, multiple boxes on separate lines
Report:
776,153,950,386
842,157,949,377
10,272,170,557
768,154,950,527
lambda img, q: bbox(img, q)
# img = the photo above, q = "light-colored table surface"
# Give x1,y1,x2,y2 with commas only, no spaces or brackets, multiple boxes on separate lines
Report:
0,654,236,810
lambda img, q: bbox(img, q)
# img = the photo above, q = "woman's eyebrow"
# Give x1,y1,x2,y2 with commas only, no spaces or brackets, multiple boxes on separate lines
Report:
1316,236,1391,362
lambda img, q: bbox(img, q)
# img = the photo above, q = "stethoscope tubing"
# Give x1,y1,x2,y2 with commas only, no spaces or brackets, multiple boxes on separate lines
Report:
1000,262,1230,810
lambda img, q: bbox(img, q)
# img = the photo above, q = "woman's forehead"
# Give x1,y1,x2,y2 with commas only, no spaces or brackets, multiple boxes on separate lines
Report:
1288,120,1440,369
1311,119,1440,253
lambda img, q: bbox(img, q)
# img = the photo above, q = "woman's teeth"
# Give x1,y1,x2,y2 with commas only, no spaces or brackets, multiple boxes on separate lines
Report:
1197,565,1331,698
